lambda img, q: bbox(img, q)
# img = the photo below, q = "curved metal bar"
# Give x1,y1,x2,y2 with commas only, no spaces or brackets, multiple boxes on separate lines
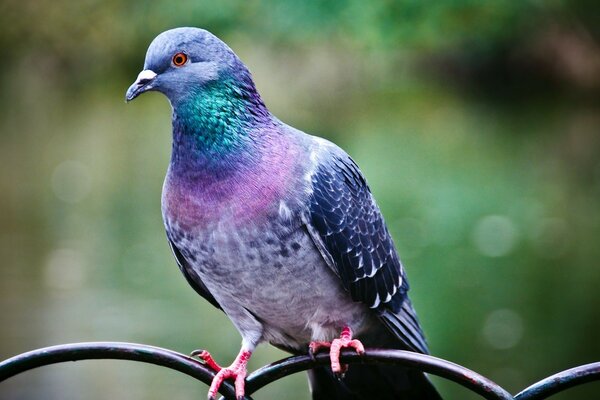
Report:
0,342,242,399
243,349,513,400
514,362,600,400
3,342,600,400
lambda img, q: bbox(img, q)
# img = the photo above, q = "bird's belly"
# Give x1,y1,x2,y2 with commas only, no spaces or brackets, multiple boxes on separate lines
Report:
171,220,371,349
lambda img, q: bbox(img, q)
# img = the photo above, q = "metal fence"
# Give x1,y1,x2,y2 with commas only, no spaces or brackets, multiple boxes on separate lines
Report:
1,342,598,399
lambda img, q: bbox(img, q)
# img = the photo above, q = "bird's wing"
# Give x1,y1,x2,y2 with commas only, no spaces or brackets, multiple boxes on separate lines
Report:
303,150,429,354
167,238,223,311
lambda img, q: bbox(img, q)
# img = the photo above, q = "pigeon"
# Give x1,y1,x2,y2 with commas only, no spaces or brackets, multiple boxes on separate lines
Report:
126,27,441,400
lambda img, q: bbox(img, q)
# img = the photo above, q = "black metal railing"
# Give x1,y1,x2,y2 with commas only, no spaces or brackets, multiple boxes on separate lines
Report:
0,342,598,399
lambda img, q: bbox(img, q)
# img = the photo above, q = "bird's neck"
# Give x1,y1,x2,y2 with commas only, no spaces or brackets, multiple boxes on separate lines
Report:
170,76,272,176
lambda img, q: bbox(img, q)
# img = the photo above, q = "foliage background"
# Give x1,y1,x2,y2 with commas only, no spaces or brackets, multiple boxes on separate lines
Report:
1,1,599,399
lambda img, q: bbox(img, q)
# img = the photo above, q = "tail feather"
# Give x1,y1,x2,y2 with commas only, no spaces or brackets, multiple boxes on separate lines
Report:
308,363,441,400
378,300,430,354
307,301,442,400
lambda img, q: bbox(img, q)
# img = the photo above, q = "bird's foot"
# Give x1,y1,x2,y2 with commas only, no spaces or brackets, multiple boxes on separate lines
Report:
309,326,365,377
191,348,251,400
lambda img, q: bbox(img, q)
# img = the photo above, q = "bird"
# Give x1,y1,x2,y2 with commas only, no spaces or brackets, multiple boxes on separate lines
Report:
126,27,441,400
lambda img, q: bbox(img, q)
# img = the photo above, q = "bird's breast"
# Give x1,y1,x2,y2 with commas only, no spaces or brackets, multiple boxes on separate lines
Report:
162,149,304,231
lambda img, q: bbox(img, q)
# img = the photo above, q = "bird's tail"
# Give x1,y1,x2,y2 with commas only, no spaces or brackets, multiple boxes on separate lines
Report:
307,363,441,400
306,321,442,400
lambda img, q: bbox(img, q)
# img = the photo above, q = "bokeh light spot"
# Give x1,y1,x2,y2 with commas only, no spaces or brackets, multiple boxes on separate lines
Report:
44,248,86,290
482,309,524,350
472,215,518,257
51,160,92,203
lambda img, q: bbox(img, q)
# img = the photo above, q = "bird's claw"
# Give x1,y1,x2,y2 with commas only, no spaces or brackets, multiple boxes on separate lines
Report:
190,349,205,357
191,349,222,372
309,326,365,377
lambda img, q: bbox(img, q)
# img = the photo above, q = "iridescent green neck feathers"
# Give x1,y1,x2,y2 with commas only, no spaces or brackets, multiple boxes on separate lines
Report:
170,73,272,171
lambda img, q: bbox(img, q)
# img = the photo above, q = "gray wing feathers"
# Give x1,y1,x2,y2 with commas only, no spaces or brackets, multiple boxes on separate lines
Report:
305,146,430,354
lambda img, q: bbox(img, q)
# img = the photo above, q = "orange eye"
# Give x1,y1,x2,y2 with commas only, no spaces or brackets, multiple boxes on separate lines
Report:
172,52,188,67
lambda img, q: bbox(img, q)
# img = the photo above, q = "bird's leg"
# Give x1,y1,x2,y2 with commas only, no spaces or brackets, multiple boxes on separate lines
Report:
309,326,365,376
191,348,252,400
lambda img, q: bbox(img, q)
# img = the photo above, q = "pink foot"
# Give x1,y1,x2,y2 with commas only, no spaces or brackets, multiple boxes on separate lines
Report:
309,326,365,375
192,348,251,400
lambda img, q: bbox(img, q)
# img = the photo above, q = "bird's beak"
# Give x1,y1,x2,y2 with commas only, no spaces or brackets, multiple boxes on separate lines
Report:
125,69,157,102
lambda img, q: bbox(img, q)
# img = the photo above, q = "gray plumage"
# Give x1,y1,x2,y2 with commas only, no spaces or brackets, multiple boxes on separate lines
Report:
127,27,440,399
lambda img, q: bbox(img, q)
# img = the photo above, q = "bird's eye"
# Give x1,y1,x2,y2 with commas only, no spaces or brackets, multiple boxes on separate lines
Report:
172,52,188,67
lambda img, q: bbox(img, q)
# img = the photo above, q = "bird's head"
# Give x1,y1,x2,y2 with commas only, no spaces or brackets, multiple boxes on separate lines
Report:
125,27,245,106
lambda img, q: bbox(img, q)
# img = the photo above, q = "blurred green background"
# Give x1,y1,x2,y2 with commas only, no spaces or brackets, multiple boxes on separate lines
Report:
1,1,600,399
